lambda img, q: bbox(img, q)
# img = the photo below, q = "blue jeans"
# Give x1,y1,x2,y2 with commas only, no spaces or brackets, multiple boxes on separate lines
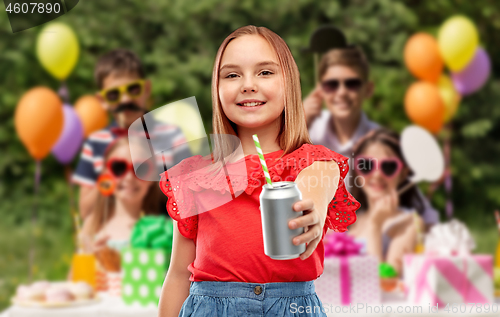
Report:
178,280,327,316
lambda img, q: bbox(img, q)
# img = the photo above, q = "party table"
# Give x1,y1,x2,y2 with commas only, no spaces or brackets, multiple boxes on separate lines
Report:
2,293,500,317
0,293,157,317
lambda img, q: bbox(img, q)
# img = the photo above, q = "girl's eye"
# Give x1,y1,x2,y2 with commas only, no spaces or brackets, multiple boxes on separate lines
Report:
260,70,274,76
225,73,238,79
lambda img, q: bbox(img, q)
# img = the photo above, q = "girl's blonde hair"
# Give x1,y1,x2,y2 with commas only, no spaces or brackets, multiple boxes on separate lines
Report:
89,137,161,236
211,25,311,160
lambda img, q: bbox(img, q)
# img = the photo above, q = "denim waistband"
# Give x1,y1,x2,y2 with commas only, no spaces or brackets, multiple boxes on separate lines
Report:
189,281,316,299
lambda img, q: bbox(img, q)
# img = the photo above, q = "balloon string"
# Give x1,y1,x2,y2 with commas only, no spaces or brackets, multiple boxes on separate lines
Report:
444,123,453,219
58,81,70,104
65,165,82,252
29,160,42,282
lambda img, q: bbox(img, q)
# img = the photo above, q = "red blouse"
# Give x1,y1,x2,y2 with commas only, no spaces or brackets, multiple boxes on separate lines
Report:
159,144,360,283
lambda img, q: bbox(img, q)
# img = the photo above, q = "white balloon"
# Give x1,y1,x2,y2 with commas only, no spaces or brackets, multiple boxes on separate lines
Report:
401,125,445,183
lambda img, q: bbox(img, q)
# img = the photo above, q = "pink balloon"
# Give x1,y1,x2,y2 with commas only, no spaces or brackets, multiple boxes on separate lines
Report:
451,47,491,96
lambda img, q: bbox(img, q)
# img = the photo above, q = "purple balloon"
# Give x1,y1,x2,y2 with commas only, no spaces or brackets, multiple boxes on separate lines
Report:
52,104,84,164
451,47,491,96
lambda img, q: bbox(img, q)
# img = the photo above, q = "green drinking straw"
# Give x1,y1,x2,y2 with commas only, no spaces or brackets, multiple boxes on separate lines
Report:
252,134,273,187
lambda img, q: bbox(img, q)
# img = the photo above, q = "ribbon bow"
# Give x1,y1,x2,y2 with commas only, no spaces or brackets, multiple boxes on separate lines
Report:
130,216,174,252
424,219,475,256
324,232,363,257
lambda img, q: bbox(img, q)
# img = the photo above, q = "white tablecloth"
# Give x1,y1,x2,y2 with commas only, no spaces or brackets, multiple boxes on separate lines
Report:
0,293,157,317
2,293,500,317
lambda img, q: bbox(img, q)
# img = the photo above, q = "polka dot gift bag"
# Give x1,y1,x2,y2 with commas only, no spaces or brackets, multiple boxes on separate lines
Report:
121,216,173,307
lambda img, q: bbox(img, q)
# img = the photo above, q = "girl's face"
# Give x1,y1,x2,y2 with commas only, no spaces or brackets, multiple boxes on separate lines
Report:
357,142,406,200
218,34,285,130
321,65,372,120
104,143,151,204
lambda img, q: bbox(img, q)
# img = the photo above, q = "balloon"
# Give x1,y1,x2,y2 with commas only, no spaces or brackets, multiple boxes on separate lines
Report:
438,75,461,123
15,87,64,160
152,97,207,154
404,82,445,134
74,95,109,137
438,16,478,71
404,33,443,83
401,125,445,183
36,23,79,80
451,47,491,95
51,105,84,164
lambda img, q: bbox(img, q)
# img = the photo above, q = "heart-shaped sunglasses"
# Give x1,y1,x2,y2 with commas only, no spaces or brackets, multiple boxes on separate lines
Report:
106,158,154,180
354,156,403,179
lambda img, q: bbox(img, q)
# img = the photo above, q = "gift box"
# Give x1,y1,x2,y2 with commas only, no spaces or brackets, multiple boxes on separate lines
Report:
121,216,173,306
404,219,494,305
315,233,381,305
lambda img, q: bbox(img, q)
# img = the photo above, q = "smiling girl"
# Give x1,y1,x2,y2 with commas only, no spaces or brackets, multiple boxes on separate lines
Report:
348,128,425,274
158,26,360,317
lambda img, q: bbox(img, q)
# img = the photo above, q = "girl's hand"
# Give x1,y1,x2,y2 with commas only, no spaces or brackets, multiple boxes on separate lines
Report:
91,234,111,254
369,189,399,226
289,199,326,261
303,85,323,125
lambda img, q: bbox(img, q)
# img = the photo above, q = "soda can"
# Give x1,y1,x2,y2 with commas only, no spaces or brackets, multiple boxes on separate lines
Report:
259,181,306,260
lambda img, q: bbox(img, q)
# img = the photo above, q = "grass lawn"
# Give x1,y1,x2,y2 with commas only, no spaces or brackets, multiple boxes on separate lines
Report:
0,223,75,311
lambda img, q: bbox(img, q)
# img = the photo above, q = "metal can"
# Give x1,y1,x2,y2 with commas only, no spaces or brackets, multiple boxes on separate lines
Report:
259,181,306,260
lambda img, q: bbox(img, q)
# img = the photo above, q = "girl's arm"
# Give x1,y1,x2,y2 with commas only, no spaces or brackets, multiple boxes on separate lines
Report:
158,220,196,317
385,214,421,274
364,191,399,262
291,161,340,260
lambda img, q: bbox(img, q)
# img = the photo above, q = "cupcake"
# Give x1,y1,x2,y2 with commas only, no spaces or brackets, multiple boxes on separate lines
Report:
379,263,399,292
15,284,45,301
69,282,94,300
45,286,75,303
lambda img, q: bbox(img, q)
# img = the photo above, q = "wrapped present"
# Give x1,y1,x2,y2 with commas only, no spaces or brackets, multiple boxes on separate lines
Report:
121,216,173,306
404,219,493,305
315,233,381,305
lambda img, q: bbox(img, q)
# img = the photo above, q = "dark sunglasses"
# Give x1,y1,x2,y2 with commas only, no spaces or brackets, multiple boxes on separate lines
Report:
321,78,363,93
99,80,145,105
354,156,403,179
106,158,153,180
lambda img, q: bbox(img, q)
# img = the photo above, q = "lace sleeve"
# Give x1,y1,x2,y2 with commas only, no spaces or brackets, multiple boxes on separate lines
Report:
159,166,199,241
280,144,360,232
324,156,359,232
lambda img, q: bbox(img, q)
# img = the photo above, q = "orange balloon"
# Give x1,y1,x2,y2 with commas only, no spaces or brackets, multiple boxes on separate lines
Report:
15,87,64,160
404,82,445,134
74,95,108,137
404,33,443,83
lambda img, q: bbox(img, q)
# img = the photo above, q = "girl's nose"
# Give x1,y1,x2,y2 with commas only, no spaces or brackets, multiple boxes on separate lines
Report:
241,77,258,93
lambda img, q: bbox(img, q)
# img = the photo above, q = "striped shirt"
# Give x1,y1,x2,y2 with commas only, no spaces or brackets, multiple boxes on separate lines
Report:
72,120,191,186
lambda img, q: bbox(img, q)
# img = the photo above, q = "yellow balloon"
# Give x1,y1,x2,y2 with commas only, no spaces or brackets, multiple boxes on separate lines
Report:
36,23,79,80
438,16,478,72
153,99,207,154
438,75,461,123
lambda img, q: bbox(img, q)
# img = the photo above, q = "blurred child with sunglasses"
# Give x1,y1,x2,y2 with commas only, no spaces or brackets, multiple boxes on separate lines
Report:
303,46,439,230
348,128,426,274
79,137,160,253
72,49,191,219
